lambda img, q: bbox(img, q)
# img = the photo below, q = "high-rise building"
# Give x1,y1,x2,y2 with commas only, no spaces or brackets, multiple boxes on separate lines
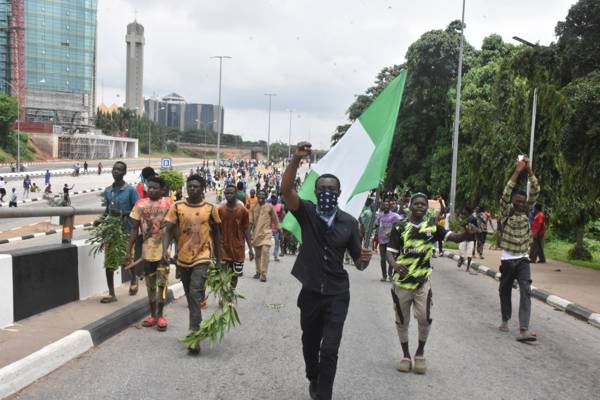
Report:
22,0,97,126
125,20,144,114
0,1,10,94
145,93,223,133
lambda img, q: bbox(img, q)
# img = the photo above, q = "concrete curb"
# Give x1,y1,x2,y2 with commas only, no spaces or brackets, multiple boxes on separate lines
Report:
443,251,600,329
0,281,184,399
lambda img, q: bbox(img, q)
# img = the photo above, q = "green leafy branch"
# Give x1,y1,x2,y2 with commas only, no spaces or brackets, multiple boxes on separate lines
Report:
86,215,129,268
179,264,245,350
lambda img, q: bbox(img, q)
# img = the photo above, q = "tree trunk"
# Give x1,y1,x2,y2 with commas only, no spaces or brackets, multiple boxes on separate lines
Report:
569,223,592,261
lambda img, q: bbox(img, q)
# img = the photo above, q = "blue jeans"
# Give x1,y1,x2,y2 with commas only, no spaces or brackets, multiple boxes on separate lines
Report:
272,230,280,258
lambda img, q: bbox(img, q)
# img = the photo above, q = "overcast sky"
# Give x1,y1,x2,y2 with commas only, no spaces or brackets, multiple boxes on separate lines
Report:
96,0,576,149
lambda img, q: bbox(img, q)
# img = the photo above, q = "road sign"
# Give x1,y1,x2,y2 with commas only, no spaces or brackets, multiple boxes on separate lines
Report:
160,157,172,169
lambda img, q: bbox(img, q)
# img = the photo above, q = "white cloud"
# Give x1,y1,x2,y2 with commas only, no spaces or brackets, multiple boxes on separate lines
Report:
96,0,577,149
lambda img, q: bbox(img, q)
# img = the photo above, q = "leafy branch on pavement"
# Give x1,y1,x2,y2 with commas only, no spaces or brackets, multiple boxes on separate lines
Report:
179,263,245,350
86,215,129,268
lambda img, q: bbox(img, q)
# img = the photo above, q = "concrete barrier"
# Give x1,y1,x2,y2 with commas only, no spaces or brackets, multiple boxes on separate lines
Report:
0,241,121,327
73,239,123,300
0,254,13,328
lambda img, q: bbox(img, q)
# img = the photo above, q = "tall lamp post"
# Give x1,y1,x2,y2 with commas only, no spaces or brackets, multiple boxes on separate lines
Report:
264,93,276,161
1,79,21,171
211,55,231,168
448,0,466,217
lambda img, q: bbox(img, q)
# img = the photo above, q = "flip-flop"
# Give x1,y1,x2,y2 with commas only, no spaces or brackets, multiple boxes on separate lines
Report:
516,332,537,342
129,284,139,296
100,295,117,304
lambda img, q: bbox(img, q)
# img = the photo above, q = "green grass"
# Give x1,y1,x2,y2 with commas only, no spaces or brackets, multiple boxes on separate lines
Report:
0,148,13,162
545,240,600,270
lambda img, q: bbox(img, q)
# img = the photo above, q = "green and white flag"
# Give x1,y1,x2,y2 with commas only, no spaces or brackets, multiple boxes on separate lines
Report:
282,70,407,241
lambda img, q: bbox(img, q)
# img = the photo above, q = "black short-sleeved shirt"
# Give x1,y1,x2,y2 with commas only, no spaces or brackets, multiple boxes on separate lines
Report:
290,199,362,295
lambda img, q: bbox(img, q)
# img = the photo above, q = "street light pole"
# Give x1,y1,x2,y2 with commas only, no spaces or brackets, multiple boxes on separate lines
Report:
265,93,276,161
211,55,231,168
448,0,466,217
287,109,293,159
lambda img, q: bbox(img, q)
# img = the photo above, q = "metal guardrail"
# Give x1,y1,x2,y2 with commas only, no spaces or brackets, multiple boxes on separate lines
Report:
0,206,104,244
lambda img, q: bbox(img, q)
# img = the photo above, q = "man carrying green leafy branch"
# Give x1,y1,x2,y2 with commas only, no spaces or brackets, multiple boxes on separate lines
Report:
100,161,140,303
125,176,174,331
162,174,221,355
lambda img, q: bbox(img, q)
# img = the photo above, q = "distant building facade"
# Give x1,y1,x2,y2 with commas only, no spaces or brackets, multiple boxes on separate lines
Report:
125,20,144,114
144,93,223,133
24,0,97,126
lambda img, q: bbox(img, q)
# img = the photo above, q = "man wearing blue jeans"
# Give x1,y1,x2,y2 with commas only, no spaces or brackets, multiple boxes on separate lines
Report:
498,156,540,342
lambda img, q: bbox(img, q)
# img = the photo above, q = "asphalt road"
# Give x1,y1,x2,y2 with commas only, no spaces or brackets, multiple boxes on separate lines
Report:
11,255,600,400
0,162,203,235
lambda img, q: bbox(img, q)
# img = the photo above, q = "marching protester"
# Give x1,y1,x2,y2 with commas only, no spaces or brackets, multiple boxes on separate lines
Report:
22,174,31,198
281,142,372,400
530,204,546,263
218,185,254,289
126,176,173,331
0,177,6,202
386,193,475,374
8,187,17,207
249,189,282,282
136,166,156,199
497,156,540,342
245,188,258,209
457,207,479,274
374,200,402,281
162,174,221,355
101,161,140,303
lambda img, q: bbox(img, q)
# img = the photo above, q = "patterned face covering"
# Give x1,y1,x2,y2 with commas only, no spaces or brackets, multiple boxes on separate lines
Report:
317,191,339,214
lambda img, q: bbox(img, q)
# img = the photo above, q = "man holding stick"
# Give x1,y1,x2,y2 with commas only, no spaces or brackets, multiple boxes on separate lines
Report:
126,176,174,331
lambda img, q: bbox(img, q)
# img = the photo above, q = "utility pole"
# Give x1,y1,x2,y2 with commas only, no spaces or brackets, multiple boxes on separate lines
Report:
265,93,276,161
448,0,466,217
211,56,231,168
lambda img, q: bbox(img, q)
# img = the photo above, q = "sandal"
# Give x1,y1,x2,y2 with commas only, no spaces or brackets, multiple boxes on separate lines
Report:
414,356,427,374
516,331,537,342
129,283,139,296
398,357,412,373
100,295,117,304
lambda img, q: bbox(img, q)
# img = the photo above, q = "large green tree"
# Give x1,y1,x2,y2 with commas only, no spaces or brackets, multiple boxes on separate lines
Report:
0,95,18,146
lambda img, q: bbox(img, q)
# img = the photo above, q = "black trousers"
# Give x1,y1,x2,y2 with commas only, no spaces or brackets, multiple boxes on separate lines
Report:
298,288,350,400
379,244,392,279
529,236,546,263
499,258,532,331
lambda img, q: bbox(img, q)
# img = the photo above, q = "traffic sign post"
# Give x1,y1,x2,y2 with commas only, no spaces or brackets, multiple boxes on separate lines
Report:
160,157,172,169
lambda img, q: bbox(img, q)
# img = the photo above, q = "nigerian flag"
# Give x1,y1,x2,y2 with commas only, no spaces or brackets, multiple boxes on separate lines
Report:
282,69,407,242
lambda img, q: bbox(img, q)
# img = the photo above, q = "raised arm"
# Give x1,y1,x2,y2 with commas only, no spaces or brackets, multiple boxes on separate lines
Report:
281,142,312,212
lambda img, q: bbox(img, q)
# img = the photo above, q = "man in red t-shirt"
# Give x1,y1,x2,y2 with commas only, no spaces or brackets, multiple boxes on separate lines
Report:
530,203,546,263
136,167,156,199
218,185,254,289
